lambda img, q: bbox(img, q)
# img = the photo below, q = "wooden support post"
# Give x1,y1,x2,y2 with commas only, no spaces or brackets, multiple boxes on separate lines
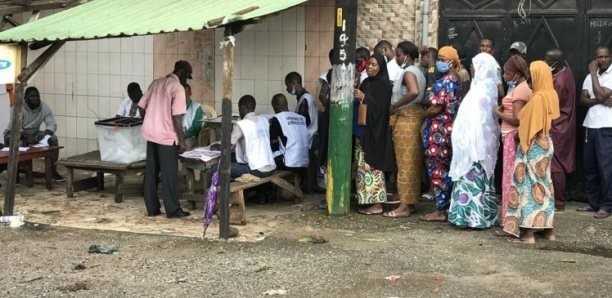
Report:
219,34,235,239
3,43,27,216
3,41,65,216
326,0,357,215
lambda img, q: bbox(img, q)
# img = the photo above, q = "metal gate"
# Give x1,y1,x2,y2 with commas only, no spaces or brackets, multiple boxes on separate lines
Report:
439,0,612,196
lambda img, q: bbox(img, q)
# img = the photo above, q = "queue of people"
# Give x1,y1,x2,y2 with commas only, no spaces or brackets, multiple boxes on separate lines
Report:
2,40,607,241
333,38,611,245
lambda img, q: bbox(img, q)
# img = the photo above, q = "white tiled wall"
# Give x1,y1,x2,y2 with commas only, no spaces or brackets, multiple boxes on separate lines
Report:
28,36,154,158
214,6,306,115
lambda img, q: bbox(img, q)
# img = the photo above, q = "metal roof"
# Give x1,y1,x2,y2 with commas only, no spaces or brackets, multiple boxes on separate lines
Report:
0,0,307,43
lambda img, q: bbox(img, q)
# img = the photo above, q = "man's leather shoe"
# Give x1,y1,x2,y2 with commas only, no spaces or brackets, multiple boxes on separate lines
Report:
167,209,190,218
147,210,162,217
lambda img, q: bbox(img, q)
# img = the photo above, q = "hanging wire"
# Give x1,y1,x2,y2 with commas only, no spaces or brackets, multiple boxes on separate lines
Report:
518,0,532,24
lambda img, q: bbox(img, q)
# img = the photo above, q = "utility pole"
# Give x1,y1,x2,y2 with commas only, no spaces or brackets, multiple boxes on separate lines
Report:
326,0,357,215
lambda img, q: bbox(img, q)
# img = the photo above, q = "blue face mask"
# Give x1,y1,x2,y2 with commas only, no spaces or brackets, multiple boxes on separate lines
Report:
506,80,517,90
436,60,450,73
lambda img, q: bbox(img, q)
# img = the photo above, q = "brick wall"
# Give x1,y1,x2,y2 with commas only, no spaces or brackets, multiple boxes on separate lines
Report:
357,0,439,50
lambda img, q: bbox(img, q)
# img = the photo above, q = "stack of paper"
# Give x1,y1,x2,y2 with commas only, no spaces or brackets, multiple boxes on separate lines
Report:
180,147,221,162
1,146,29,152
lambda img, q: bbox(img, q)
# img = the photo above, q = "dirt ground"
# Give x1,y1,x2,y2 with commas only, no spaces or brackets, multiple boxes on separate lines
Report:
2,176,612,297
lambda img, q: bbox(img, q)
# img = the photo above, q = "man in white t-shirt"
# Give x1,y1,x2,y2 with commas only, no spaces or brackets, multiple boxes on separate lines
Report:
229,95,276,179
580,46,612,219
116,82,143,118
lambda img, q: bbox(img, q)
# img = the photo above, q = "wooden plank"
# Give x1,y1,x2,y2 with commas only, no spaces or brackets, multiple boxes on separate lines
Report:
0,146,63,164
229,171,292,192
270,176,304,201
3,42,28,216
58,150,145,171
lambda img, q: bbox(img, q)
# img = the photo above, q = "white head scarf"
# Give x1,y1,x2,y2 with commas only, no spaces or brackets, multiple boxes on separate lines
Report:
449,53,501,180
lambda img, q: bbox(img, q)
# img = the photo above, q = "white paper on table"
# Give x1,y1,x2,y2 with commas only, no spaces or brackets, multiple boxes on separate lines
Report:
1,146,29,152
38,134,51,147
180,146,221,162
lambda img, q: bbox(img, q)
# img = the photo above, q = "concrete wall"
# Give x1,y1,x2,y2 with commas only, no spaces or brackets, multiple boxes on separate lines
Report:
28,36,154,158
213,6,306,114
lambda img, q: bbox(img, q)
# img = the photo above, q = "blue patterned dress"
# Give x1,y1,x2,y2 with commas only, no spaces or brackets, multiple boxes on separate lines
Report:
422,74,461,211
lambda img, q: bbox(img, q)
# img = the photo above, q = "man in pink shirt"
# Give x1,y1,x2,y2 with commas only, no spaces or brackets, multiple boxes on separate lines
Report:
138,60,192,218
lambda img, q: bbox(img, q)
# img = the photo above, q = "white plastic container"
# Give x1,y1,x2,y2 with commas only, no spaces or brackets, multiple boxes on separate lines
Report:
95,117,146,164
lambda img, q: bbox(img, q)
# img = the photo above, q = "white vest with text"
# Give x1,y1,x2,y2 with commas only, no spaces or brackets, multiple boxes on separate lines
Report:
236,115,276,172
274,111,309,168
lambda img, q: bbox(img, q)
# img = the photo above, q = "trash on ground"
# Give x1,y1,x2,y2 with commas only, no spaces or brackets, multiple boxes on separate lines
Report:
298,235,327,244
263,289,287,296
88,244,118,254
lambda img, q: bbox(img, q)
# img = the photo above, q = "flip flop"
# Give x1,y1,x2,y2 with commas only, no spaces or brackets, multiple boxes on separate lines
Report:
419,214,447,222
383,210,411,218
577,206,596,212
358,208,383,215
594,210,611,219
507,238,535,245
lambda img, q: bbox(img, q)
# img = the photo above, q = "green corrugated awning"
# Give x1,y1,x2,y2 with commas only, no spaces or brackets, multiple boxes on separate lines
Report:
0,0,308,43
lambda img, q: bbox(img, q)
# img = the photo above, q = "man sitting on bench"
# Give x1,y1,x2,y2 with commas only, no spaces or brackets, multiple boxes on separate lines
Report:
230,95,276,179
3,86,64,182
269,93,309,170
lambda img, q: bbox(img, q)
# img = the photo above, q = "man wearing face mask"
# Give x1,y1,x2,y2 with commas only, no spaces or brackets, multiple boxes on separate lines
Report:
355,47,371,84
545,49,576,212
138,60,192,218
3,86,64,182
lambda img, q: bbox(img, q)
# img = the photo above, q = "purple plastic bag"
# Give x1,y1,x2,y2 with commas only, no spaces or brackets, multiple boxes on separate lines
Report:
202,164,220,236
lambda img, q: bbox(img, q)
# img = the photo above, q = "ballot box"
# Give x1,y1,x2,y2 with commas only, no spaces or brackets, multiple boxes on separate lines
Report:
95,117,146,164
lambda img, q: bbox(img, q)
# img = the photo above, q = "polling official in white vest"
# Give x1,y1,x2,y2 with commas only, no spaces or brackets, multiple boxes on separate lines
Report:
269,93,309,170
230,95,276,179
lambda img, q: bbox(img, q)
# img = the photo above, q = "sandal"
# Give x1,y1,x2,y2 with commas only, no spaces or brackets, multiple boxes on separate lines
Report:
420,211,447,222
383,209,411,218
358,207,383,215
577,206,596,212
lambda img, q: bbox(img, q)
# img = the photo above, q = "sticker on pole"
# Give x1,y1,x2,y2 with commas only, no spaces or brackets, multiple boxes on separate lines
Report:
0,44,20,84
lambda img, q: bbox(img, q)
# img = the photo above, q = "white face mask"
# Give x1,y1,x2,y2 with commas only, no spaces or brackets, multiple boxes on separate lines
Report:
288,87,297,95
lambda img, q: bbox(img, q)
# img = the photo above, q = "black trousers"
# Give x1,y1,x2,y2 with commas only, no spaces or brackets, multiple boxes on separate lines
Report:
584,128,612,212
144,141,181,215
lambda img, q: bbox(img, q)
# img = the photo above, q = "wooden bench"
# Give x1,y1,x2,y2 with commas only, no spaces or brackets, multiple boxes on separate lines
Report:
229,170,303,225
0,146,63,190
58,151,145,203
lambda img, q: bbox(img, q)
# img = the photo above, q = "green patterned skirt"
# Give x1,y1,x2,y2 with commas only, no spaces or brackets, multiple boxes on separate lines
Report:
355,142,387,205
448,162,499,229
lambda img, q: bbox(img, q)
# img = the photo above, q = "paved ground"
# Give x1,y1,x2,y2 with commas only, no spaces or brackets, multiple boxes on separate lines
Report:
1,197,612,297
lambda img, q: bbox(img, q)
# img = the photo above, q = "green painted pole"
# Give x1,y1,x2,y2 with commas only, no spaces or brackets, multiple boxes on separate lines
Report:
326,0,357,216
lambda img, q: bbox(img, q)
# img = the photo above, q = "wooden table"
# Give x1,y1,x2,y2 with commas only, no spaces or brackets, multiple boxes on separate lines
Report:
179,155,220,209
58,151,145,203
0,146,63,190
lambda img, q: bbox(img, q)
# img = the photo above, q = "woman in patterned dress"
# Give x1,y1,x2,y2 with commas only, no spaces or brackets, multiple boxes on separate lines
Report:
448,53,501,228
421,46,463,222
354,54,396,214
495,55,532,227
503,61,560,244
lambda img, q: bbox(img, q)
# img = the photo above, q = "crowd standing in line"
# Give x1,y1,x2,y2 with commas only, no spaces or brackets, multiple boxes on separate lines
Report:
5,37,607,239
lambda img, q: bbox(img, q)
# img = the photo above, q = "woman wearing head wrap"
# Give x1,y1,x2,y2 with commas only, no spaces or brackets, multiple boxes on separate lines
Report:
496,55,532,226
421,46,463,222
354,54,396,215
448,53,501,228
503,61,560,244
